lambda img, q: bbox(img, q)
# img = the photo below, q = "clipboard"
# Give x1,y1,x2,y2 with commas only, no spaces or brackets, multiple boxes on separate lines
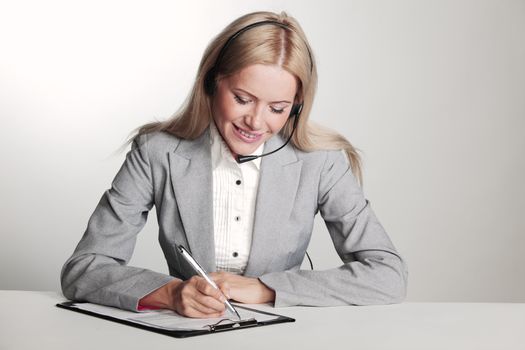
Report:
56,301,295,338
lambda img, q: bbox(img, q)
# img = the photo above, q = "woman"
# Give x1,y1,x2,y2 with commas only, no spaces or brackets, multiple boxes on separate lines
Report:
61,11,408,318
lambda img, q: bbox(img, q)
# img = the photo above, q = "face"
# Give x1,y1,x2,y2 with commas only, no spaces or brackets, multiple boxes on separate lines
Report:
211,64,298,157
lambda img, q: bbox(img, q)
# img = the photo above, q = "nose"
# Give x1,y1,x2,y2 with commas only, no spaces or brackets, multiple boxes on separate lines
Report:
244,105,264,130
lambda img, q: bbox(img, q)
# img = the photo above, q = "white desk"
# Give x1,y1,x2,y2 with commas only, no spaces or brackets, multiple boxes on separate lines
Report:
1,291,524,350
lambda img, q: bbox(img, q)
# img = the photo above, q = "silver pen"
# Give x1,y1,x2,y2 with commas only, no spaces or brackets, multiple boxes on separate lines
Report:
177,245,241,320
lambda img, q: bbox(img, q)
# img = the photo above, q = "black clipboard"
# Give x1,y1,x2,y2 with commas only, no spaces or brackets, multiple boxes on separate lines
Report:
56,301,295,338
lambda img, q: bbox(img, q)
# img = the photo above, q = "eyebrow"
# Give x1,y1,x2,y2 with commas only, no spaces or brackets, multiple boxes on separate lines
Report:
233,88,292,104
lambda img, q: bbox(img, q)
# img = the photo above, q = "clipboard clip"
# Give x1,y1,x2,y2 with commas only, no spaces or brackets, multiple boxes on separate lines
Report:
207,318,258,332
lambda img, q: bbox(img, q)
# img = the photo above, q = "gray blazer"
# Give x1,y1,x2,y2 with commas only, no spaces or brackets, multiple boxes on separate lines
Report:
61,128,408,311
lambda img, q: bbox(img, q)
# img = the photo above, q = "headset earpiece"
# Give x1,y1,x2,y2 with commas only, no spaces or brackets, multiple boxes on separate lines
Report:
290,103,303,118
204,67,217,96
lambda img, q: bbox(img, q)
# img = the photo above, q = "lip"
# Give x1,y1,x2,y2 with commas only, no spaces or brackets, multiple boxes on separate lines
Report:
232,124,264,144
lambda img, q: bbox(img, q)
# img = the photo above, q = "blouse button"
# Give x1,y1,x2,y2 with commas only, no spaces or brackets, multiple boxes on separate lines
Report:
234,216,241,222
232,252,239,258
236,180,242,185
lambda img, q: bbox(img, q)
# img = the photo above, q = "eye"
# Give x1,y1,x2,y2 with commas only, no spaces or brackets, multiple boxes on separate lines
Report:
234,95,250,105
270,106,285,114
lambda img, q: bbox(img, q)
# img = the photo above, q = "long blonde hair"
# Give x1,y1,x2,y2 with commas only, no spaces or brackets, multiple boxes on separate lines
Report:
133,11,362,184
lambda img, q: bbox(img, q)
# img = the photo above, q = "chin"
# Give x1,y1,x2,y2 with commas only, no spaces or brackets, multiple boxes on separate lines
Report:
225,134,266,156
231,145,259,157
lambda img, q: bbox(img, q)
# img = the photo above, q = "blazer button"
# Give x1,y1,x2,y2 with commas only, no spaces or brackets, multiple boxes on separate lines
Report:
232,252,239,258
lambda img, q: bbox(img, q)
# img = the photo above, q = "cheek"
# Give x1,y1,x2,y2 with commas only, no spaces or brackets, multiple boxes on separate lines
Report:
216,98,242,123
267,115,290,133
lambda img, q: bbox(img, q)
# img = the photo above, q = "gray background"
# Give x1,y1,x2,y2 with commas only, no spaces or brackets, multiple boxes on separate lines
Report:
1,0,524,302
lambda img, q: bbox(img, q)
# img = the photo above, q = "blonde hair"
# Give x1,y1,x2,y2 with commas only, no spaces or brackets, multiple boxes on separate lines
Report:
133,11,362,184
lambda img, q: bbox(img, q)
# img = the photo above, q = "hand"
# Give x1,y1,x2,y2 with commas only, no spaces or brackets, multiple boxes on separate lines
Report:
209,272,275,304
139,277,229,318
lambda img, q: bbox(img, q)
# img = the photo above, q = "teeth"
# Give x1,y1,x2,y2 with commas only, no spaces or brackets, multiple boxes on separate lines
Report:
238,127,258,139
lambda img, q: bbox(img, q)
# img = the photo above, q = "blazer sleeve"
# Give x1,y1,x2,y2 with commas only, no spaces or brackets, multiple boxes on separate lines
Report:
60,134,174,311
259,150,408,307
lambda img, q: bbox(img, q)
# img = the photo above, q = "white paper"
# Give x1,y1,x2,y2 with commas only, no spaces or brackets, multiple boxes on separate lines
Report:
72,302,279,331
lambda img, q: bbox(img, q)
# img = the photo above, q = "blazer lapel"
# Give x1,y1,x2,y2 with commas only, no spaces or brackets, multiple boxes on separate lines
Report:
244,135,303,277
168,129,216,272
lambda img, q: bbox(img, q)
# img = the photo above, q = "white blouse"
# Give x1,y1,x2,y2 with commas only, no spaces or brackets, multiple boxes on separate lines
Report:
210,123,263,275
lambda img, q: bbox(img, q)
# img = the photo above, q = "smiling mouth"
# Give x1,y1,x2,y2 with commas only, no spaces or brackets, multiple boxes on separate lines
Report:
234,125,262,139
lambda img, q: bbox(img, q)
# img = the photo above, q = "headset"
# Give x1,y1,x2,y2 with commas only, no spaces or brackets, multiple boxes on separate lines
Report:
203,20,313,163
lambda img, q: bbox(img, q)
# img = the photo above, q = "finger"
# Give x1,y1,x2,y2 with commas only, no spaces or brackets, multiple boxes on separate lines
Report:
192,294,226,314
194,278,227,301
174,278,212,312
185,294,226,316
182,277,227,312
186,275,205,287
175,287,224,318
216,281,232,300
